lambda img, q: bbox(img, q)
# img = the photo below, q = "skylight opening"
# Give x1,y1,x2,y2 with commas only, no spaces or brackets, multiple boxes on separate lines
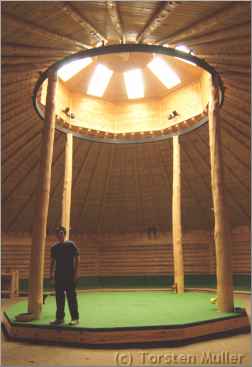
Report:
175,45,196,66
57,57,92,81
87,64,113,97
147,56,181,89
124,69,144,99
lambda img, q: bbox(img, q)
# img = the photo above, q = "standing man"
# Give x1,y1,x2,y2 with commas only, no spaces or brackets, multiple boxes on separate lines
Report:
50,226,80,325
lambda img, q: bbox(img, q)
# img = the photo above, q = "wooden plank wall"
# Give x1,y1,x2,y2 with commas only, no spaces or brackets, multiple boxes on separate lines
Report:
2,226,250,279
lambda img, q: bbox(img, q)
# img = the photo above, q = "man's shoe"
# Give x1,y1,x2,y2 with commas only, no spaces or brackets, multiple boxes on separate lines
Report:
50,319,64,325
68,319,79,326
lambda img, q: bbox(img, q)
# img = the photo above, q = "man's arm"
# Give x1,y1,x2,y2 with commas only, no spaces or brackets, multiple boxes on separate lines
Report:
73,255,80,282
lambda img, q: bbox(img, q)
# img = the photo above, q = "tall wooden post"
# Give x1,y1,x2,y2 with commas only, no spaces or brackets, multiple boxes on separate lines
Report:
172,135,184,293
208,76,234,312
25,70,57,320
61,132,73,240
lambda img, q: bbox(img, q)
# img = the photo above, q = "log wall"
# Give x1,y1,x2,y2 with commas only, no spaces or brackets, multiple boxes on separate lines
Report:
2,226,250,280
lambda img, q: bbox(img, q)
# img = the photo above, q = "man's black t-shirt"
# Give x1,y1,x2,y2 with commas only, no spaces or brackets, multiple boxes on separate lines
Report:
51,241,79,281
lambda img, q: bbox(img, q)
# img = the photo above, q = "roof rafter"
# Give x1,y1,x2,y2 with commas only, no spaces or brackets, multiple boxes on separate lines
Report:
61,2,107,44
6,13,90,50
137,1,179,43
158,3,248,45
184,22,250,47
2,43,75,56
107,1,125,43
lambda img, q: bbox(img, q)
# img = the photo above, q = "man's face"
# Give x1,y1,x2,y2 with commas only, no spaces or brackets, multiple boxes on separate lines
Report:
56,230,65,242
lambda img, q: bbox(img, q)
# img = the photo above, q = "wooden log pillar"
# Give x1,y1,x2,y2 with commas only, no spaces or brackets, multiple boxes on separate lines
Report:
17,70,57,321
61,132,73,240
208,76,234,312
172,135,184,293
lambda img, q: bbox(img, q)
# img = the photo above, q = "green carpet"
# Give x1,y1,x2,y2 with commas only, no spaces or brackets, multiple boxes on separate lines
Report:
6,291,244,329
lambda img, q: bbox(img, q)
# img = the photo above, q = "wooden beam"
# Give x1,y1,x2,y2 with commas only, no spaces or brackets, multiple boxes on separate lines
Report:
158,3,248,45
61,133,73,240
183,22,250,47
61,2,107,44
2,43,75,56
172,135,184,293
6,13,90,50
27,71,58,319
137,2,179,43
208,76,234,312
107,1,125,43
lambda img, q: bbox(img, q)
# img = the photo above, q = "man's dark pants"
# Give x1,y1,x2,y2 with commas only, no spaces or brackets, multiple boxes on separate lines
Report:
54,277,79,320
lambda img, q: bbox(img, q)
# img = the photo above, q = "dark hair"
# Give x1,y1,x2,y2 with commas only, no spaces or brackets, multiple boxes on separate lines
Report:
56,226,66,235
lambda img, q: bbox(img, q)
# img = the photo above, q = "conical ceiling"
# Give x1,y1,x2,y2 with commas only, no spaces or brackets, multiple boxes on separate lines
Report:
2,1,250,235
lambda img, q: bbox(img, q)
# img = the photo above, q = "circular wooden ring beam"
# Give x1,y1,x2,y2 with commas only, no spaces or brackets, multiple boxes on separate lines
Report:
33,44,224,144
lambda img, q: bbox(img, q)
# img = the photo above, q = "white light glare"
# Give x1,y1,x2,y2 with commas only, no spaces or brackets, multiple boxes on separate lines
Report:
87,64,113,97
175,45,196,66
147,56,181,89
124,69,144,99
57,58,92,81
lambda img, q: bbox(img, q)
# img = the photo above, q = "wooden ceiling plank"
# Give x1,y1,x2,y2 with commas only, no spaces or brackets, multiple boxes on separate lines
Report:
107,1,125,43
77,144,103,230
2,102,34,120
3,122,39,152
191,136,249,221
221,124,250,151
2,129,42,168
196,54,249,66
5,13,90,50
3,43,75,56
183,22,250,47
137,2,179,43
195,132,250,220
2,56,60,65
211,63,250,74
134,145,145,232
6,136,64,232
2,95,33,112
2,75,37,87
222,103,250,125
2,113,35,139
196,132,249,193
97,144,115,234
222,142,249,171
180,145,209,225
224,86,250,103
2,134,41,185
223,80,250,93
158,3,248,45
2,61,52,73
224,95,250,115
61,2,107,44
72,143,93,189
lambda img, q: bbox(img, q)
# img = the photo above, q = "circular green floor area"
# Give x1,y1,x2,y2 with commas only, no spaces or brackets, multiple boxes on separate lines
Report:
6,291,243,329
